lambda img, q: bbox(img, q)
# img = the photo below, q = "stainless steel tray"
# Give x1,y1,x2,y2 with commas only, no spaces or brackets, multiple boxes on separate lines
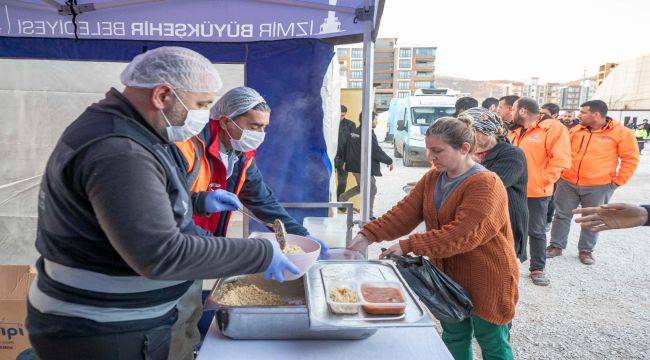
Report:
305,260,435,331
205,274,377,340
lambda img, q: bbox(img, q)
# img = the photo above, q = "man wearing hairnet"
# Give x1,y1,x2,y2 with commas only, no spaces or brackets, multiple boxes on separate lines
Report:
172,87,329,357
26,47,299,360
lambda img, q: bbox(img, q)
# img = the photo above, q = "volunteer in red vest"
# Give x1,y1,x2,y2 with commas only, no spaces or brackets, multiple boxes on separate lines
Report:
174,87,328,253
171,87,329,358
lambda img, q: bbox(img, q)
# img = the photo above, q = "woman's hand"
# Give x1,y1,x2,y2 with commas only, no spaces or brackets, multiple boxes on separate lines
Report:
348,233,371,253
379,242,403,259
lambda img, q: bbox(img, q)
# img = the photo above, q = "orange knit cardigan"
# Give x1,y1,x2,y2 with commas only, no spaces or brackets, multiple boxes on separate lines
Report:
361,169,519,324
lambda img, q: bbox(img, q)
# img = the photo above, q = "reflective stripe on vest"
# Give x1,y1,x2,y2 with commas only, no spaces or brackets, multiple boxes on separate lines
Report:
43,258,185,294
28,278,178,323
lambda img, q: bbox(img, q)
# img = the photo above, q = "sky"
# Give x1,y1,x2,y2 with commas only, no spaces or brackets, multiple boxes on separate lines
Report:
375,0,650,83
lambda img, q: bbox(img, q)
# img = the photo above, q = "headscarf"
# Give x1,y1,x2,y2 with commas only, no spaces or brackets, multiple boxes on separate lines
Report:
460,107,508,140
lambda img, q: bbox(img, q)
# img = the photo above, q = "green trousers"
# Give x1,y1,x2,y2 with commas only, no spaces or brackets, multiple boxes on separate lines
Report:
440,316,514,360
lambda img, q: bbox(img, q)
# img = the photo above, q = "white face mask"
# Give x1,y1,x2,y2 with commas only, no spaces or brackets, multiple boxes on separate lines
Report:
225,118,265,152
160,89,210,142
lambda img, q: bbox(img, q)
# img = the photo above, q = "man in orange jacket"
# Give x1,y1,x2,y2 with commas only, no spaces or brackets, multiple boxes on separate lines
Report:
546,100,639,265
511,97,571,286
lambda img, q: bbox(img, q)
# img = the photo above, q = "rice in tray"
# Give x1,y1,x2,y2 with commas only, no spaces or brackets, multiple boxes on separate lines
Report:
219,283,288,306
329,287,359,303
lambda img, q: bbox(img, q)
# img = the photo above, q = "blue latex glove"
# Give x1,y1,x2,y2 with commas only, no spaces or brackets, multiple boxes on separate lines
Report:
263,240,300,283
205,189,242,213
307,235,329,260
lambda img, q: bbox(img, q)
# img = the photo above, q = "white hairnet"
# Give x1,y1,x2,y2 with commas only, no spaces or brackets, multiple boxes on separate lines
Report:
120,46,222,93
211,87,267,119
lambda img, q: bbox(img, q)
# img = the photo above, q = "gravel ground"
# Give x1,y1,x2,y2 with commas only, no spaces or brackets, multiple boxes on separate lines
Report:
364,142,650,359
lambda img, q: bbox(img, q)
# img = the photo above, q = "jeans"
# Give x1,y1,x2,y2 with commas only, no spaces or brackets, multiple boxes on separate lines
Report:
546,184,557,223
30,325,172,360
339,173,377,216
336,168,348,200
550,179,615,252
528,197,551,272
440,316,514,360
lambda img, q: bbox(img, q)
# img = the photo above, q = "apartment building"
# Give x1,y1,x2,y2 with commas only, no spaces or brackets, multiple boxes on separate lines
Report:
337,38,437,111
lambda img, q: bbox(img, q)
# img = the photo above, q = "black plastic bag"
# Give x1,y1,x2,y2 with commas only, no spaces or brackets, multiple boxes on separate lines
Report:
388,253,473,323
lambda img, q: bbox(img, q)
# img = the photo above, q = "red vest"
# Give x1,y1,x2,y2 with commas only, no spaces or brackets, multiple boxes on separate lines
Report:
180,119,255,235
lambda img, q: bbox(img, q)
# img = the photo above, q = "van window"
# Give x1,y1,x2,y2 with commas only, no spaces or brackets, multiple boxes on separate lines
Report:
411,107,455,125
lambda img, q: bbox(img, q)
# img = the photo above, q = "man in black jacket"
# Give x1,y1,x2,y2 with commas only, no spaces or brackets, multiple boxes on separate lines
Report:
339,112,393,218
335,105,357,200
26,47,297,360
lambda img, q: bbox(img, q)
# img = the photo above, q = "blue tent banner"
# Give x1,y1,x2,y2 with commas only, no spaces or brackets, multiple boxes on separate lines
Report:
0,0,375,42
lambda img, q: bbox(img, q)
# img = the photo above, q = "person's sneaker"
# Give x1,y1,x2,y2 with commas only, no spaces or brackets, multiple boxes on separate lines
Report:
530,270,550,286
546,245,563,258
579,251,595,265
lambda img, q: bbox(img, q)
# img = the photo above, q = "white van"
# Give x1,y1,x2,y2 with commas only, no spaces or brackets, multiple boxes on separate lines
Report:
392,93,457,166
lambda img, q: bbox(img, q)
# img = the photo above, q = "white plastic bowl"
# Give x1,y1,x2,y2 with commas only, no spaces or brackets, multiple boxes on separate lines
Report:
251,232,320,281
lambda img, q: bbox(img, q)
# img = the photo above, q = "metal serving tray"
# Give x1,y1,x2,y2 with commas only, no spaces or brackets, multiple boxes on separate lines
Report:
205,274,377,340
305,260,435,331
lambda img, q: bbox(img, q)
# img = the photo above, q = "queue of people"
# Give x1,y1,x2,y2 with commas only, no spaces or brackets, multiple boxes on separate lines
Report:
341,94,640,359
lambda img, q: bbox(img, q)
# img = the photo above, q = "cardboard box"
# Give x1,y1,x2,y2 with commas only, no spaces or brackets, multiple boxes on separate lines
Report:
0,265,36,360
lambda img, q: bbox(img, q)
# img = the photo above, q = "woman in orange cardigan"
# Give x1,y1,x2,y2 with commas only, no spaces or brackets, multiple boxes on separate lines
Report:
348,116,519,360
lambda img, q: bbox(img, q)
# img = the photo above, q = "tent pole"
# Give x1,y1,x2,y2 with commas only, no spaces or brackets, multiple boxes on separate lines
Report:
359,4,374,226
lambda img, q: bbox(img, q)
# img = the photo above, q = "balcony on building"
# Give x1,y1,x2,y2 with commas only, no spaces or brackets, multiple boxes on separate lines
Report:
374,50,395,63
413,47,436,60
414,59,435,71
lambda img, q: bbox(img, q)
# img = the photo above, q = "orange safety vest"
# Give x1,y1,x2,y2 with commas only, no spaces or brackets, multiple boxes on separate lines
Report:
175,119,255,235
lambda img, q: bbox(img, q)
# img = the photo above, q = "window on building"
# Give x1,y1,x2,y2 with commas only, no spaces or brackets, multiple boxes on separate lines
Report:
348,81,362,88
374,73,393,80
375,63,394,71
351,60,363,69
416,71,433,77
415,60,435,68
337,48,348,57
351,48,363,58
399,59,411,69
398,81,410,90
339,69,346,77
415,81,434,89
398,91,410,98
399,48,412,58
375,93,393,108
375,83,393,89
375,52,394,60
398,70,410,79
415,48,436,57
350,70,363,79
